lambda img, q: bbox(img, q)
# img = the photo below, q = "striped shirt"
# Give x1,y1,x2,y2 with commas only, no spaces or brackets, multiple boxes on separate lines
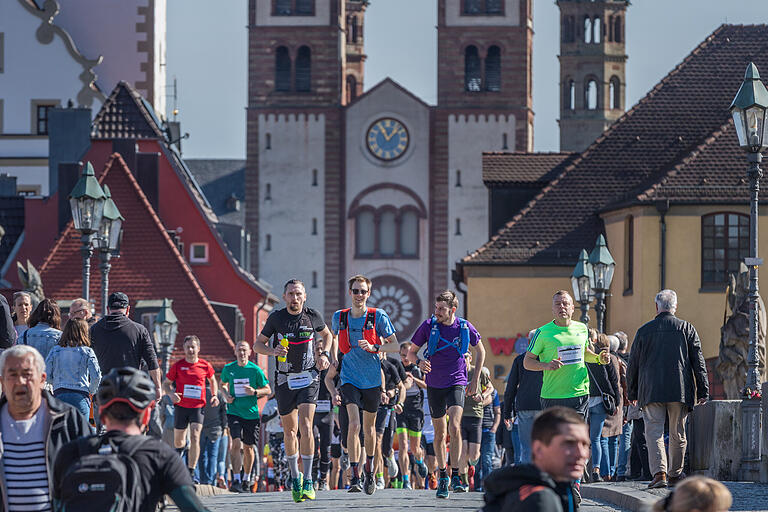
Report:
1,404,50,511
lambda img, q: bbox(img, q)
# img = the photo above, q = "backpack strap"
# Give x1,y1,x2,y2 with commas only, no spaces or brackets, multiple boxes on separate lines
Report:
426,316,440,358
458,318,470,355
339,310,349,331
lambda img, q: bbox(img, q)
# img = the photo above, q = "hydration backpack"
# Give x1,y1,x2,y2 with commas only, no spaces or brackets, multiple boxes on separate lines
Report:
426,316,470,358
57,435,147,512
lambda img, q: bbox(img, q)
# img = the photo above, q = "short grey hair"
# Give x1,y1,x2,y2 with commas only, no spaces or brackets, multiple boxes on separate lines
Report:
0,345,46,376
655,289,678,313
607,335,620,353
613,331,629,352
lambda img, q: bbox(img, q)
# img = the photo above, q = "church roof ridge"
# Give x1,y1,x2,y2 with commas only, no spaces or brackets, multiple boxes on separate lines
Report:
346,77,432,109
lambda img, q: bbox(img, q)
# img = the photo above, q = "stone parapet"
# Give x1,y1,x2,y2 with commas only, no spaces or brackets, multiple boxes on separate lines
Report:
690,400,742,480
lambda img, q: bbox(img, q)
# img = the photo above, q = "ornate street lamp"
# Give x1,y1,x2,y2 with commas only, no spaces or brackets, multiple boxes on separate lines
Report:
94,185,124,316
729,61,768,473
588,234,615,333
69,162,106,302
154,298,179,375
571,249,593,325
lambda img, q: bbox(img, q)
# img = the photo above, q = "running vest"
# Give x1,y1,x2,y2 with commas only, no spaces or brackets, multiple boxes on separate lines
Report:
338,308,380,354
426,316,470,358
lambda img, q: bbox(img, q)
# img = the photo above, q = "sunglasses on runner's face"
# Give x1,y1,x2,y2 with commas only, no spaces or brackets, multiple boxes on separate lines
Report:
351,289,368,295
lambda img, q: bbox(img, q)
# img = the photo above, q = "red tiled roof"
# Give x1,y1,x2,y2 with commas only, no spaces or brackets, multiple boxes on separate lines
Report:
39,154,235,368
483,152,578,186
463,24,768,266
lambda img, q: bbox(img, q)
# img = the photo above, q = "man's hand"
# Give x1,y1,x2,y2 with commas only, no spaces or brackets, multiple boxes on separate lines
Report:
419,359,431,374
316,354,330,371
243,385,256,396
504,418,513,430
380,391,389,404
171,392,182,404
490,426,498,434
155,387,162,401
394,404,403,414
598,350,611,365
358,339,376,353
546,358,564,370
467,380,479,397
273,344,288,358
404,374,414,389
333,393,342,406
210,395,220,407
629,400,638,407
224,393,234,404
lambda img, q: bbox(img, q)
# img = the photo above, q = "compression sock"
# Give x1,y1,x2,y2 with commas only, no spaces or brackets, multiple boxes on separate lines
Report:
364,455,374,473
287,454,300,480
439,467,448,479
351,462,360,478
403,474,410,483
415,458,424,465
233,473,241,483
302,455,314,480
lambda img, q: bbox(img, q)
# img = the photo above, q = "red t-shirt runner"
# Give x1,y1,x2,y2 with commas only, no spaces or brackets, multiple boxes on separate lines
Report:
167,359,215,409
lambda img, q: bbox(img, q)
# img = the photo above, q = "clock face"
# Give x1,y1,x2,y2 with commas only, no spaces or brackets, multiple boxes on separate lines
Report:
366,118,409,161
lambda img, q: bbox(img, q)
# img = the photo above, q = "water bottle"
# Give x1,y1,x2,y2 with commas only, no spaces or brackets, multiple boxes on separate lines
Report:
277,337,289,363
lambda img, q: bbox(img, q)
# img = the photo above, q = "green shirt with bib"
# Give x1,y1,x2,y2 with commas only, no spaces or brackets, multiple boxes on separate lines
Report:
221,361,269,420
527,321,590,399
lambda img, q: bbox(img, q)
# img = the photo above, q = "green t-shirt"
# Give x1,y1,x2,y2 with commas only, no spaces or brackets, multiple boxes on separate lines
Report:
221,361,269,420
528,321,590,399
463,366,492,418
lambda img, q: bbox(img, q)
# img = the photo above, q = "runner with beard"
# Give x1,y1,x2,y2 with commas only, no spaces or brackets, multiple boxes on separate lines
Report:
252,279,333,503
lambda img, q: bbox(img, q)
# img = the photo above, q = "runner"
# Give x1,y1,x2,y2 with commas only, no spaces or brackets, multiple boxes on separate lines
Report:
376,354,405,489
313,368,334,490
395,343,429,489
252,279,333,503
163,335,219,479
421,391,438,489
458,351,493,491
325,274,399,496
405,290,486,499
220,341,271,493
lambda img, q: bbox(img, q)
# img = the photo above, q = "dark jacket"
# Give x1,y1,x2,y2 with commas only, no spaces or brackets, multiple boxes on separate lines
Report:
0,295,14,348
90,313,159,375
586,360,619,403
483,464,575,512
503,355,543,419
0,390,91,510
627,311,709,409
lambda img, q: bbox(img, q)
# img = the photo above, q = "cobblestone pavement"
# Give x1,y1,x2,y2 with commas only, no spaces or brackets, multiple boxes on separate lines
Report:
595,480,768,511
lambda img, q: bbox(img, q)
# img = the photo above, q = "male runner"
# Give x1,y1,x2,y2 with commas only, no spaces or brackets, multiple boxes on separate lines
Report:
458,351,493,490
376,355,405,489
313,368,334,490
406,290,485,499
396,342,429,488
325,274,399,496
220,341,271,493
253,279,333,503
164,335,218,479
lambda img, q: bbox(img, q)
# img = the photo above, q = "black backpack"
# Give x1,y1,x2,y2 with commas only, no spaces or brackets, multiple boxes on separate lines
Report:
57,435,147,512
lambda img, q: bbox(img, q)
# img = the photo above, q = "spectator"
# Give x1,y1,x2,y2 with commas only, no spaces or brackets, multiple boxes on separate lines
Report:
68,297,95,326
44,318,101,420
585,330,619,483
600,335,625,480
0,293,14,350
21,298,62,359
495,401,515,466
476,388,501,492
503,337,543,464
197,383,227,485
90,292,162,401
613,331,634,482
12,291,32,340
0,345,90,511
627,403,651,481
216,426,231,489
159,393,176,447
627,289,709,489
652,476,732,512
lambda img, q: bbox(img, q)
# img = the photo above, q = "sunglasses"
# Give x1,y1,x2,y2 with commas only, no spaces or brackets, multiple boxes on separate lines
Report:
351,289,369,295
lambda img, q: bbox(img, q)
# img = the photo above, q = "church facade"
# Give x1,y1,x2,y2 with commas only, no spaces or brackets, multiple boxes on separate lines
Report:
246,0,533,334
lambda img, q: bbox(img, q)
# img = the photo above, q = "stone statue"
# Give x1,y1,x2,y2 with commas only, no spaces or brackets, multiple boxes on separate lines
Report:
715,263,767,398
17,260,45,308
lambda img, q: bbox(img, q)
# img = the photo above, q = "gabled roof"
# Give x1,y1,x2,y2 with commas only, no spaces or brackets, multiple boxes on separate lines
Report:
38,154,235,368
483,152,578,187
91,81,165,140
185,159,246,227
463,24,768,266
347,77,432,109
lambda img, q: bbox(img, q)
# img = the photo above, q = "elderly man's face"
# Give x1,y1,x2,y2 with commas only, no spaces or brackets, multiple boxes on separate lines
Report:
2,354,45,417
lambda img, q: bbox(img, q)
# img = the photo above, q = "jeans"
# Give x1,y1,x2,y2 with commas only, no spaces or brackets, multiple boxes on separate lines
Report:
197,432,222,485
54,389,91,420
509,424,521,465
477,430,495,490
516,410,537,464
217,434,229,480
588,403,607,472
617,422,633,477
600,435,618,477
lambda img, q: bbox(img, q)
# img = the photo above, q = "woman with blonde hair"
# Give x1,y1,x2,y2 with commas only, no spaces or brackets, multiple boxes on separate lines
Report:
653,476,732,511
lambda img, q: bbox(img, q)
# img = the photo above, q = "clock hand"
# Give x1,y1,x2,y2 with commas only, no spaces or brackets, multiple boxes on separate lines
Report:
382,126,396,141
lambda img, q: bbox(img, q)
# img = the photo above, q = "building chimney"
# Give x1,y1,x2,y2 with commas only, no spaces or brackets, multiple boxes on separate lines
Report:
58,162,81,233
0,174,17,197
48,107,92,195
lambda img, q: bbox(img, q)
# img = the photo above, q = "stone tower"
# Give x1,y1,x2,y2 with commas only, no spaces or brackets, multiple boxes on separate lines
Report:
344,0,367,104
557,0,629,152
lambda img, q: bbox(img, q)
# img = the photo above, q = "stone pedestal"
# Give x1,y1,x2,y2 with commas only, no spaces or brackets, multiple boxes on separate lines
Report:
690,400,742,480
762,382,768,482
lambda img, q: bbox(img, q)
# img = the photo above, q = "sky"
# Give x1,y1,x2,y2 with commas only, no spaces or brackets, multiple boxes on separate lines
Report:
166,0,768,159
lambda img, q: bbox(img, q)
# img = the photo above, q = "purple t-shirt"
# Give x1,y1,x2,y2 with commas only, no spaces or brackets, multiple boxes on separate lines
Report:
411,317,481,389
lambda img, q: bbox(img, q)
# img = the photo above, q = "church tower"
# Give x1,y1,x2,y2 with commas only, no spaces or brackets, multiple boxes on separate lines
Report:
557,0,629,152
433,0,533,297
245,0,348,316
344,0,367,104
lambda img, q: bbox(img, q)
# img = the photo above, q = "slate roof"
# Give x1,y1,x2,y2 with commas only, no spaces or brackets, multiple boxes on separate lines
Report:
38,154,235,368
91,81,165,140
483,152,578,187
463,24,768,266
185,159,246,227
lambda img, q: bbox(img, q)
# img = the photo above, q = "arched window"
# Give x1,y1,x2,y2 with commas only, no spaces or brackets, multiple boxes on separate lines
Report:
585,79,598,110
609,76,621,110
702,213,749,285
356,211,375,256
295,0,313,15
614,16,622,43
295,46,311,92
593,17,601,43
400,211,418,257
465,46,482,92
485,46,501,92
584,16,593,44
346,75,357,103
275,46,291,92
563,78,573,110
379,211,397,256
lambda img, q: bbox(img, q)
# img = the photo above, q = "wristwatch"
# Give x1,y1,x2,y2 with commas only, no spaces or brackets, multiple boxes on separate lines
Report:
320,350,331,360
373,344,380,353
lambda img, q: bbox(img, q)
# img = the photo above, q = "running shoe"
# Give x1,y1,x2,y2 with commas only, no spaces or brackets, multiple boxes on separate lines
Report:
348,476,362,493
572,482,582,505
340,452,350,472
403,478,412,490
363,470,376,495
436,477,450,499
302,478,316,500
385,454,399,478
376,475,385,489
317,478,329,491
416,460,428,479
451,475,467,493
292,474,305,503
229,480,242,493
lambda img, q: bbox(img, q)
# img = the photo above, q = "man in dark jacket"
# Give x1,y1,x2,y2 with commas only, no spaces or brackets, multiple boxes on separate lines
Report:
0,294,15,348
503,349,542,464
90,291,162,400
483,406,588,512
627,289,708,489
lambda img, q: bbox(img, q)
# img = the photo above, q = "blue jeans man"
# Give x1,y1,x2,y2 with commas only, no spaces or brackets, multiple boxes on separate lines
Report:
616,421,633,478
516,410,537,464
197,430,222,485
476,428,496,490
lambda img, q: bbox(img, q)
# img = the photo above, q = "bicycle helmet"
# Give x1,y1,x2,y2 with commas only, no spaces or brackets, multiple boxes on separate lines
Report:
97,366,156,414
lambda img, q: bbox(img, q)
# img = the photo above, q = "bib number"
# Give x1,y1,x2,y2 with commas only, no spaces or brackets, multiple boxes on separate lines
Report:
183,384,203,400
233,378,250,397
316,399,331,413
557,345,583,366
287,371,313,390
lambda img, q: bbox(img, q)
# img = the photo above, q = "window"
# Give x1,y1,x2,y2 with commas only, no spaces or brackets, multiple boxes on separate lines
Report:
35,104,55,135
266,234,272,251
275,47,291,92
312,169,318,186
702,213,749,286
295,46,311,92
379,211,397,256
593,17,601,43
485,0,503,14
624,216,633,293
613,16,622,43
265,183,271,200
455,218,462,236
190,243,209,263
347,75,357,103
312,217,318,235
485,46,501,92
456,170,462,187
266,133,272,149
295,0,313,15
464,0,482,14
312,271,318,288
356,211,375,256
584,16,593,44
400,210,418,256
465,46,482,92
463,0,503,15
275,0,292,14
585,79,598,110
564,79,575,111
562,16,575,43
0,33,4,73
351,16,359,42
609,76,621,110
355,207,421,259
273,0,314,15
502,133,508,150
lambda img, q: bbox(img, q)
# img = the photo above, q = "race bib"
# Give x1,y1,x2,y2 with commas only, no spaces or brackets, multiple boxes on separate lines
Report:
183,384,203,400
557,345,583,365
233,378,250,397
316,399,331,413
287,371,313,390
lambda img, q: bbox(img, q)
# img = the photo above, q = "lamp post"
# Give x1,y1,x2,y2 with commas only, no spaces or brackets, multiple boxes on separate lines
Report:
588,235,615,333
69,162,106,302
729,62,768,471
571,249,594,324
94,185,124,316
154,298,179,375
